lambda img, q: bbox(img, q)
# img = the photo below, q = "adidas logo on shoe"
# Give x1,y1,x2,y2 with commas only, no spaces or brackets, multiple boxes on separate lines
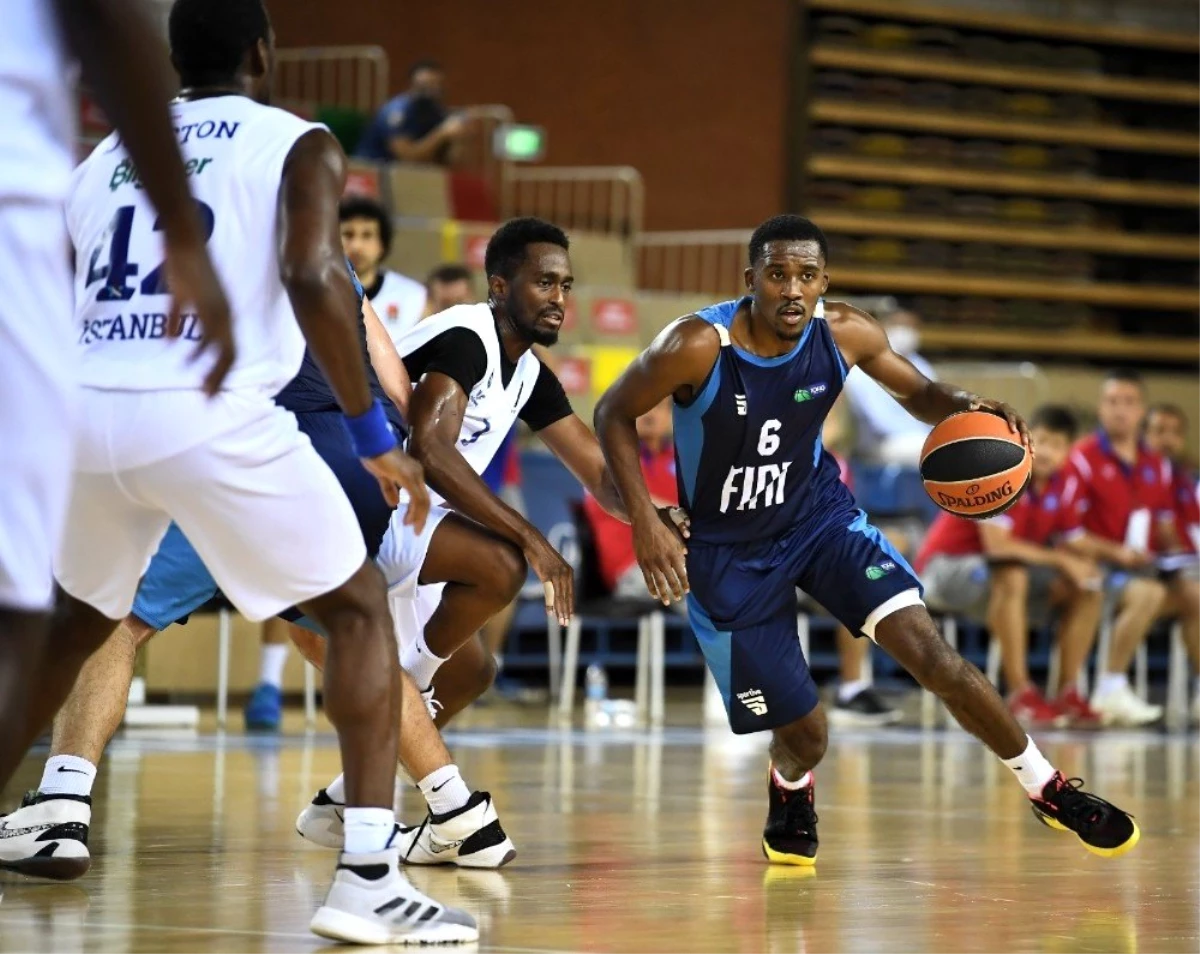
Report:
738,689,769,715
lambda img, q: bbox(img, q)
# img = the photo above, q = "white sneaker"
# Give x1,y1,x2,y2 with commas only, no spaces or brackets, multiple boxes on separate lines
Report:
309,847,478,945
296,788,345,850
1091,683,1164,727
398,791,517,869
0,793,91,880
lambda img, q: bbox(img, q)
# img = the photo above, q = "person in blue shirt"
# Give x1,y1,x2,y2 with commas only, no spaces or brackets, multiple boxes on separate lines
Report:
595,214,1139,868
356,60,467,165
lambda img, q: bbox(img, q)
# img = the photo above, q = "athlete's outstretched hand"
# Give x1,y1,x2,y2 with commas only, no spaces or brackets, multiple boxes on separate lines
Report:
634,512,689,606
163,235,235,396
363,448,429,532
523,534,574,627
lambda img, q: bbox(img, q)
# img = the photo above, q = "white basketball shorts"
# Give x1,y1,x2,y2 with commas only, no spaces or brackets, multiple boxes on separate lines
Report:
376,497,451,654
55,389,366,621
0,201,77,611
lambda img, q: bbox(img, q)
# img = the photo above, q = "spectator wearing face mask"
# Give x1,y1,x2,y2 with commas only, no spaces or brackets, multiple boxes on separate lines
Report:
356,60,469,165
842,304,935,467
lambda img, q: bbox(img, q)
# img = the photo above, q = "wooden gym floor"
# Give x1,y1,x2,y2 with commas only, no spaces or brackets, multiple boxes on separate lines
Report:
0,699,1196,953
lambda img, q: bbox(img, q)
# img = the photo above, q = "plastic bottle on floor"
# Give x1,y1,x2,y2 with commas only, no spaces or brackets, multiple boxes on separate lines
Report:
584,664,609,727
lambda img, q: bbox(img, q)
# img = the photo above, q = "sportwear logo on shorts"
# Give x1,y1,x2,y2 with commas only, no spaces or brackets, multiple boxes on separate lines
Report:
793,383,828,403
738,689,768,715
865,561,897,581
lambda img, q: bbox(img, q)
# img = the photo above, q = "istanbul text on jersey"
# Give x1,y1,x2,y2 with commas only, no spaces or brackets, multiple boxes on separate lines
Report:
78,312,207,345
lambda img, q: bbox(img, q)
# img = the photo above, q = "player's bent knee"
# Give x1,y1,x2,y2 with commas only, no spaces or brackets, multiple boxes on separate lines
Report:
990,564,1029,596
484,540,527,604
772,709,828,766
1123,578,1167,614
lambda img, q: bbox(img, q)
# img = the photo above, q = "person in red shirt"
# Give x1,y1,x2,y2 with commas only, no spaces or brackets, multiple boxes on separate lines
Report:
1062,370,1184,726
584,398,678,598
1144,402,1200,722
916,406,1104,727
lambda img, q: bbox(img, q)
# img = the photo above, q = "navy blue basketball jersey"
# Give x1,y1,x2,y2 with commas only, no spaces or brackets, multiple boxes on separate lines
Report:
674,297,852,545
275,259,406,434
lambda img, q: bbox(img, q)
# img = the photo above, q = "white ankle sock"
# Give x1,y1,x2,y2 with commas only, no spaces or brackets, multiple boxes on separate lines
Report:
771,766,813,791
1096,672,1129,697
325,773,346,803
837,679,870,703
1001,736,1057,796
343,807,395,854
259,644,288,689
39,755,97,798
418,765,471,816
400,632,448,690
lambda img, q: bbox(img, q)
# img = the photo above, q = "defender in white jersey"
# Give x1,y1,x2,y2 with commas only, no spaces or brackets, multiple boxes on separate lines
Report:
0,0,232,795
23,1,475,945
296,217,679,857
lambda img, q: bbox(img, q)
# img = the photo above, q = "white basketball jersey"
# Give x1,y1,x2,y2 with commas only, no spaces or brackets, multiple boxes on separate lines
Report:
396,302,541,505
372,269,427,345
0,0,75,204
65,95,324,394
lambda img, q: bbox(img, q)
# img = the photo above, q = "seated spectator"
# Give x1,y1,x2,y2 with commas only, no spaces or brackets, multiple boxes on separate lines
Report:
1062,370,1189,726
339,196,426,342
821,398,900,726
424,263,475,318
916,405,1104,728
842,303,934,466
583,398,675,599
1143,402,1200,722
356,60,468,165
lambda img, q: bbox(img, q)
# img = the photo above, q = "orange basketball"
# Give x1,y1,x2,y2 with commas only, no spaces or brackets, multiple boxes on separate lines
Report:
920,410,1031,519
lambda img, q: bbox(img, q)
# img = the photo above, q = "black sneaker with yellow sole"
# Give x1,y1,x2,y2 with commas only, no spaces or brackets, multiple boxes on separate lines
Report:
1030,772,1140,858
761,767,818,866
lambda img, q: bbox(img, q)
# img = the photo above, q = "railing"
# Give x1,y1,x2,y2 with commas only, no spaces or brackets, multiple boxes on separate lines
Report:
275,46,389,112
636,229,749,296
458,105,514,192
502,166,644,239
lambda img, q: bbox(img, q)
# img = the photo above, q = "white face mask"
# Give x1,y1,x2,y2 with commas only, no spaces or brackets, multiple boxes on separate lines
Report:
886,325,920,356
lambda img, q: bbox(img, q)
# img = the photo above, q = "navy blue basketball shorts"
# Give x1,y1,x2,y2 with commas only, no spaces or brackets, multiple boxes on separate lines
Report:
132,410,395,631
687,509,924,734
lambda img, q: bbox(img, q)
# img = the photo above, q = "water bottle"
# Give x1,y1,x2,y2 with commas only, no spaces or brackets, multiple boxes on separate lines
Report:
584,664,609,725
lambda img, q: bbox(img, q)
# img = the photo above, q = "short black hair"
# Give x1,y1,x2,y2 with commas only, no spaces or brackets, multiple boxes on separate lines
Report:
1029,404,1078,439
426,263,473,288
748,215,828,267
169,0,271,88
484,217,569,280
409,59,443,79
338,197,392,257
1103,368,1145,391
1148,402,1187,425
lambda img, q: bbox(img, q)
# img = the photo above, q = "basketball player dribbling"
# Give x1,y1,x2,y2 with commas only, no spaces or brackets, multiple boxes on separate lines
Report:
595,215,1139,865
0,0,233,790
8,0,479,944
